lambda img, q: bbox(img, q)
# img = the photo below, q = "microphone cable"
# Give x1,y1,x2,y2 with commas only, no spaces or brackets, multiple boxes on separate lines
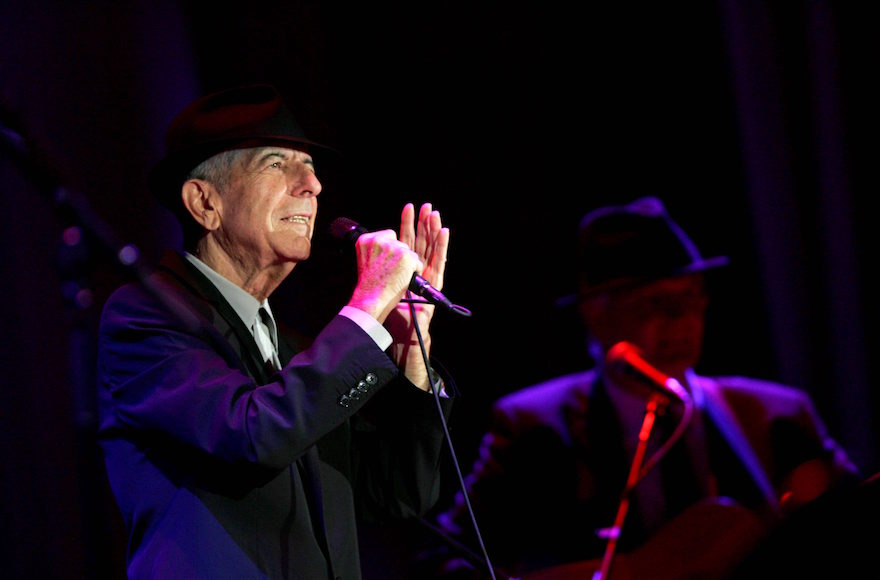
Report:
637,384,695,481
406,291,499,580
323,215,493,576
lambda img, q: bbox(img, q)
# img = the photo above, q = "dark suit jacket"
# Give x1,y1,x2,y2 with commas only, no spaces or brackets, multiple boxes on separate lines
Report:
432,368,859,578
97,251,452,579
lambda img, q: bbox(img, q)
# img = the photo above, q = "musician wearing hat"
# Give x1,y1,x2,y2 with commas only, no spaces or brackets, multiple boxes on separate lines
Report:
425,196,859,579
96,84,454,579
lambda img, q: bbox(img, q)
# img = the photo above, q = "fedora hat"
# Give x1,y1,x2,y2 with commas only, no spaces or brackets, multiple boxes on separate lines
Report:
559,196,728,305
148,83,331,208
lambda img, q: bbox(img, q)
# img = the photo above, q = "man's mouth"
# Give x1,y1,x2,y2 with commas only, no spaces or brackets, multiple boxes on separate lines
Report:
281,216,310,225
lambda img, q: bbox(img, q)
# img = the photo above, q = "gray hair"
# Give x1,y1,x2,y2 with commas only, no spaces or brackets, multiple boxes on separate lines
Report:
186,149,247,191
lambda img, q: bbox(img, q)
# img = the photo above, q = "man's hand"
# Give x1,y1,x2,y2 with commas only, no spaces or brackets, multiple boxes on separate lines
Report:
347,228,423,325
385,203,449,390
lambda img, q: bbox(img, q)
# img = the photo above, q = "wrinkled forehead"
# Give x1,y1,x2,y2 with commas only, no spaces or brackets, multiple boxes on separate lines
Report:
237,145,314,167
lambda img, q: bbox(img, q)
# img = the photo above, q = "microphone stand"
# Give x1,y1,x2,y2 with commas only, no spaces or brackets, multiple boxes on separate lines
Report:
593,391,672,580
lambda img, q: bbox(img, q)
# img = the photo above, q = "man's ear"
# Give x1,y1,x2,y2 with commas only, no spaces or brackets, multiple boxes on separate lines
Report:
181,179,220,231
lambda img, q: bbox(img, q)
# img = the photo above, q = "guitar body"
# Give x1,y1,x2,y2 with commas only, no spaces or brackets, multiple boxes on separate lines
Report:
523,498,767,579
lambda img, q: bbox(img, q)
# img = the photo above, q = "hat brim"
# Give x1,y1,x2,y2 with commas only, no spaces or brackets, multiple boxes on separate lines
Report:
554,254,729,309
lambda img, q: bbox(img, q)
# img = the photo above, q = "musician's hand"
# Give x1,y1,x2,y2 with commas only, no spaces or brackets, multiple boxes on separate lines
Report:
385,202,449,391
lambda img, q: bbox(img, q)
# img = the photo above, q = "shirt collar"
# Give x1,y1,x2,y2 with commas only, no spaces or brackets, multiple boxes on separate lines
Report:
184,252,268,328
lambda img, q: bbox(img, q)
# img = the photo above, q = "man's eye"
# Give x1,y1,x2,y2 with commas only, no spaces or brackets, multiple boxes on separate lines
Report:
269,161,282,169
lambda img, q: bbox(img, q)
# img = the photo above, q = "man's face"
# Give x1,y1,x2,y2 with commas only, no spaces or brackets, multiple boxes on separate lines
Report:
581,273,708,377
216,146,321,269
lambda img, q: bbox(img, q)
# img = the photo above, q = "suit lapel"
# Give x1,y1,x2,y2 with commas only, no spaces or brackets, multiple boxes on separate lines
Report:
158,251,273,383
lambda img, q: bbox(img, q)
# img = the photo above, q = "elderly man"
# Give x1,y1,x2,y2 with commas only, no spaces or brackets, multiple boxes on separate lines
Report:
97,84,454,579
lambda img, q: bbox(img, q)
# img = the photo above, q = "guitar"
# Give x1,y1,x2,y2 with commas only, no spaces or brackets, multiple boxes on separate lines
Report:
521,498,768,579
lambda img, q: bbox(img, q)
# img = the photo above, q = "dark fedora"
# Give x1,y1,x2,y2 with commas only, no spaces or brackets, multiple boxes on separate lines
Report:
558,196,728,305
148,84,331,208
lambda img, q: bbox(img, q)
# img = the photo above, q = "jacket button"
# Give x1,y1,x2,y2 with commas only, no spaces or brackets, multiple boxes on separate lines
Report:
365,372,378,385
337,394,351,408
356,380,369,393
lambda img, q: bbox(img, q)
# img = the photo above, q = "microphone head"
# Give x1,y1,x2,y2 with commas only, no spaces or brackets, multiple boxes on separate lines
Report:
606,340,642,366
328,216,368,243
605,341,686,400
606,341,661,380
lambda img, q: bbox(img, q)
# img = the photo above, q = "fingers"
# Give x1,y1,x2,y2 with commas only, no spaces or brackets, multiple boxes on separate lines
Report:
350,229,425,322
401,202,437,250
399,203,415,247
414,202,432,257
397,202,449,290
432,226,449,289
350,199,452,324
363,229,422,272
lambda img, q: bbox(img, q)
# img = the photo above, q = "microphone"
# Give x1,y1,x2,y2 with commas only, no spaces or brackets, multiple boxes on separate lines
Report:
328,216,469,315
605,341,688,401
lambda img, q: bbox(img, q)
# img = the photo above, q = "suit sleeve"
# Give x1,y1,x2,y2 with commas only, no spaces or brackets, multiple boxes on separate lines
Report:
98,281,401,470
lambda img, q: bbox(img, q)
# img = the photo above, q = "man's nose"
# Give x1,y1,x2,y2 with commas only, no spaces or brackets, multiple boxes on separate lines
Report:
291,169,322,197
